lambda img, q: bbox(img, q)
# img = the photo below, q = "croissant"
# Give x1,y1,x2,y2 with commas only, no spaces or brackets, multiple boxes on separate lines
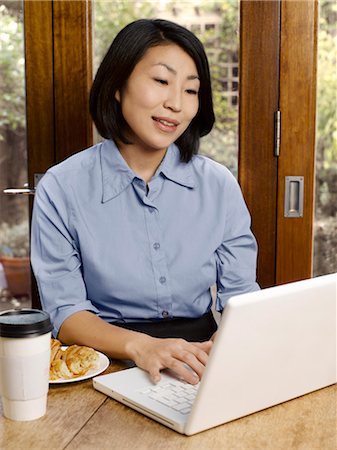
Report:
50,339,99,380
61,344,99,376
50,338,62,363
50,358,74,380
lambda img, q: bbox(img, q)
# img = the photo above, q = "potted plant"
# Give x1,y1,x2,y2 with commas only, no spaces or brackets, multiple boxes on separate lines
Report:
0,221,30,297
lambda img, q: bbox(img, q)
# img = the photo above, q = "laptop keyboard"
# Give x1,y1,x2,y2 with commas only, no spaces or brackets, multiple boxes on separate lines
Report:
139,381,198,415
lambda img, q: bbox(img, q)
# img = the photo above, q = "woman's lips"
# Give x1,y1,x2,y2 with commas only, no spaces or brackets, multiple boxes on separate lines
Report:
152,116,180,132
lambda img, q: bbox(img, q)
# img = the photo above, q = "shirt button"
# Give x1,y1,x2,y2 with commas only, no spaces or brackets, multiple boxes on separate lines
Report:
149,208,154,214
159,276,166,284
162,310,169,318
153,242,160,250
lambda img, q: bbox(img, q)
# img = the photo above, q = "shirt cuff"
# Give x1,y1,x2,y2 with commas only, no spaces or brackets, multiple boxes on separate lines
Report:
52,302,100,338
216,282,260,312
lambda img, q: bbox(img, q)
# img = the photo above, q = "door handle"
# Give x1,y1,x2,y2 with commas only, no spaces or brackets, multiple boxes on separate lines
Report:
3,186,36,195
284,176,304,218
3,173,44,196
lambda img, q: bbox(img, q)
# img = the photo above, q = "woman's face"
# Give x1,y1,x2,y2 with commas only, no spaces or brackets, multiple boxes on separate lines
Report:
116,43,200,154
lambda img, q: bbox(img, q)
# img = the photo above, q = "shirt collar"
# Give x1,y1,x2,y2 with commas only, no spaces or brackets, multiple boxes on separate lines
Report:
100,140,196,203
158,144,196,189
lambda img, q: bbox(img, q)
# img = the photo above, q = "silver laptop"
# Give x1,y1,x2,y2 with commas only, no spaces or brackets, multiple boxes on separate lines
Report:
93,273,337,435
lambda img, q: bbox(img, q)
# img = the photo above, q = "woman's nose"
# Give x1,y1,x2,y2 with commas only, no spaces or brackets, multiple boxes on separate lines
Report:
163,87,182,112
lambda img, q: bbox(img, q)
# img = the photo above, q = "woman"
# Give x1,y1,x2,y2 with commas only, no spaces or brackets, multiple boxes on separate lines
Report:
31,19,259,385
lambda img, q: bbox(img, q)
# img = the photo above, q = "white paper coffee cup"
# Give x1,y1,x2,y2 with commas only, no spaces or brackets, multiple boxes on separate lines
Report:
0,309,52,421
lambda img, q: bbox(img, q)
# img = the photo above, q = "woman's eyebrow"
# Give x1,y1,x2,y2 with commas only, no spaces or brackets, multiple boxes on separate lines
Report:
153,62,199,80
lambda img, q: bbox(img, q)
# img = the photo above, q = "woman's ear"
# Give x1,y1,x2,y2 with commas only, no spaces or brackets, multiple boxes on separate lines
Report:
115,90,121,102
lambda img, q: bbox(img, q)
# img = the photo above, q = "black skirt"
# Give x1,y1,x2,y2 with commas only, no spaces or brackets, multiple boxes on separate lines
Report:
112,310,217,342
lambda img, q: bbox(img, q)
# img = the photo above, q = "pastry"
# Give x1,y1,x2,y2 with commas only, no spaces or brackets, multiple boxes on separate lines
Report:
50,358,74,380
49,338,99,380
61,344,99,376
50,338,62,363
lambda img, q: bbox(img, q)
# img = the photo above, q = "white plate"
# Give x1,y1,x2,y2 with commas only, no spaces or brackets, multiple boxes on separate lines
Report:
50,348,110,384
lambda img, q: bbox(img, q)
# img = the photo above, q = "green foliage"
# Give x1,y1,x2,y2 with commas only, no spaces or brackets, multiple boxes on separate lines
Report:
315,0,337,217
0,4,25,140
312,0,337,274
314,216,337,276
94,1,156,71
316,1,337,167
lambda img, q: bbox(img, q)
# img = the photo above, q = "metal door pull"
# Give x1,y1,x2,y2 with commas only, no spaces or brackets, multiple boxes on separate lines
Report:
3,187,35,195
284,176,304,218
3,173,44,196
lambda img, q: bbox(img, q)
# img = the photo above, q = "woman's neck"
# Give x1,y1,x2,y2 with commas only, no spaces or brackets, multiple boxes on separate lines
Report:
117,143,167,184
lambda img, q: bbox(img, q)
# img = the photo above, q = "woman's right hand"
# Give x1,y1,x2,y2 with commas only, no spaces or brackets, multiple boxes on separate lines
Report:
59,311,213,385
126,333,213,385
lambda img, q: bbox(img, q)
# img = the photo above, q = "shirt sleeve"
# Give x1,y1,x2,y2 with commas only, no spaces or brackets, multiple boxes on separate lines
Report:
215,174,260,312
30,172,99,337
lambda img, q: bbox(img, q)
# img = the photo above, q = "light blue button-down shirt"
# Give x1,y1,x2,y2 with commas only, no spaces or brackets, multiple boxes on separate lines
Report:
31,140,259,336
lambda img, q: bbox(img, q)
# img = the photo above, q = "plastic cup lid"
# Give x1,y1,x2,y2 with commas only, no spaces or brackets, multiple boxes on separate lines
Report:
0,309,52,338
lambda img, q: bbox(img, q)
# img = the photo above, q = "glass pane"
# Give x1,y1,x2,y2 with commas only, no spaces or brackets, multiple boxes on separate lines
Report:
313,0,337,276
0,1,31,310
93,0,239,176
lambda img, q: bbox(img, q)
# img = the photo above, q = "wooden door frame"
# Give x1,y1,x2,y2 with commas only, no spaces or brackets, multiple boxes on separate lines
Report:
24,0,93,308
24,0,93,168
240,0,318,287
239,0,281,288
276,0,318,284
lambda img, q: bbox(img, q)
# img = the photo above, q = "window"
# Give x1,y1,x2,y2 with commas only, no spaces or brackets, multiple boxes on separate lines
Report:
0,1,31,310
313,0,337,276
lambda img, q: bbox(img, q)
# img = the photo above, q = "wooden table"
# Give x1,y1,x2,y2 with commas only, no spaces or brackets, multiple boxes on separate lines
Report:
0,361,336,450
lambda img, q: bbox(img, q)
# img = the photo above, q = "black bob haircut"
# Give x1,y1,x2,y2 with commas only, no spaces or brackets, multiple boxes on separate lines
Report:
89,19,215,163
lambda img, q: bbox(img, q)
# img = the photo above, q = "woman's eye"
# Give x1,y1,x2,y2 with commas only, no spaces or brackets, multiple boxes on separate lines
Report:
154,78,168,85
186,89,198,95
